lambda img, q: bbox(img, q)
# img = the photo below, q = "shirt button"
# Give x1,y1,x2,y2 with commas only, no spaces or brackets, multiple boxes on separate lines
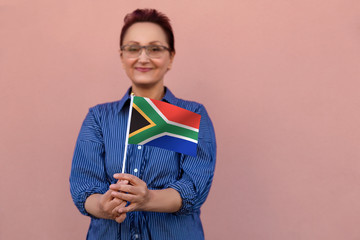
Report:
137,146,142,150
134,234,139,239
134,168,138,173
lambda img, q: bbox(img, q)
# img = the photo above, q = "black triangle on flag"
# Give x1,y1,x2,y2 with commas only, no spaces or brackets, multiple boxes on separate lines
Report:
129,107,152,135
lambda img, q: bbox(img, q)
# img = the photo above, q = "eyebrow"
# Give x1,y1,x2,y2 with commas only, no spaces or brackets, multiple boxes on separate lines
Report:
124,41,164,45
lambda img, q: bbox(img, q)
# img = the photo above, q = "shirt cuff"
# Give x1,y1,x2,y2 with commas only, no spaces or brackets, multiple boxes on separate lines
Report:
165,180,197,215
72,185,109,216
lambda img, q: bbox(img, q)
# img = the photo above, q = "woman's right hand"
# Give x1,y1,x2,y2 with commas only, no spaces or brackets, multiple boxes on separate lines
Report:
85,188,128,223
98,190,127,223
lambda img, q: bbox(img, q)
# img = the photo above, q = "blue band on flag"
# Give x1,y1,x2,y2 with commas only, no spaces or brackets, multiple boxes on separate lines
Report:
144,135,198,157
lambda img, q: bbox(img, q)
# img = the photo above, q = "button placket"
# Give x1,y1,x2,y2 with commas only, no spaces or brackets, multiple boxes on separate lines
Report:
131,145,143,176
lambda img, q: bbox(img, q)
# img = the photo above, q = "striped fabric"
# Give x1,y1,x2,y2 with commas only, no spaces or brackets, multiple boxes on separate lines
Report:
70,88,216,240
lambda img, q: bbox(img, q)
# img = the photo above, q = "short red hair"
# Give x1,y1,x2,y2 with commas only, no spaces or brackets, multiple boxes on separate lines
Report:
120,9,175,53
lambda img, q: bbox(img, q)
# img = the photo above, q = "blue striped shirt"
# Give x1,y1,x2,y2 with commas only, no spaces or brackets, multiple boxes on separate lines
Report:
70,88,216,240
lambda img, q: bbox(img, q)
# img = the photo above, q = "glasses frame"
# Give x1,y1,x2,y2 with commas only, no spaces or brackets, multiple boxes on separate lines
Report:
120,44,171,59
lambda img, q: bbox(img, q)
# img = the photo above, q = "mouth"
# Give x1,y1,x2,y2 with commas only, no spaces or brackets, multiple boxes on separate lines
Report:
135,67,152,72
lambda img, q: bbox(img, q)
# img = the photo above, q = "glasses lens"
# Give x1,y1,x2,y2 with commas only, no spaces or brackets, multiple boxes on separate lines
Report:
122,45,167,58
124,45,141,58
146,46,165,58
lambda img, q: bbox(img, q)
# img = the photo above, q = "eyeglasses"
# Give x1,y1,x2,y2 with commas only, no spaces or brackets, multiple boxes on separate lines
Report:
120,44,170,58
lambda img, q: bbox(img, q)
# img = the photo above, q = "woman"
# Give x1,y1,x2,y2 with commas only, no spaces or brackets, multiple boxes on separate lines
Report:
70,9,216,240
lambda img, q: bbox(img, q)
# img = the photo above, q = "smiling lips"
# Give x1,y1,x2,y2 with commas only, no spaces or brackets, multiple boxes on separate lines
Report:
135,67,152,72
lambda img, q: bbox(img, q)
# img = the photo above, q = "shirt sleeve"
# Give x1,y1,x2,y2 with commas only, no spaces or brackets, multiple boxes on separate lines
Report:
165,104,217,215
69,107,109,216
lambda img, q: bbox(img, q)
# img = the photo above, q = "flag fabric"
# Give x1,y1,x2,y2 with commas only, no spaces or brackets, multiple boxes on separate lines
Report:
128,96,201,156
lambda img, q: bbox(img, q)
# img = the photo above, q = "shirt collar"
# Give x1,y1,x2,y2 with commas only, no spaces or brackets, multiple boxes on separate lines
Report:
116,87,177,112
162,87,177,104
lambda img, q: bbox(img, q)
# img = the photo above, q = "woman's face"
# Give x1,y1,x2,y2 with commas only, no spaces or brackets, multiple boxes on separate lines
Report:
121,22,174,90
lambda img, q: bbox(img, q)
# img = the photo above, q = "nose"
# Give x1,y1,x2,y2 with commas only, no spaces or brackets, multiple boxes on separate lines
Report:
138,48,150,63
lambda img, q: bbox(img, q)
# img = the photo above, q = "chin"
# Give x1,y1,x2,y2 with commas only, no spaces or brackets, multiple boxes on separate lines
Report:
131,80,160,88
131,77,162,86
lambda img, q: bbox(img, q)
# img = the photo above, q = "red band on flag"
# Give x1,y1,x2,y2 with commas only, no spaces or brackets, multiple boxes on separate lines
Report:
151,99,201,129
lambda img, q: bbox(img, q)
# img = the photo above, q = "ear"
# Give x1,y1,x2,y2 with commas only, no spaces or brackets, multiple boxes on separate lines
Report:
167,52,175,70
119,49,125,69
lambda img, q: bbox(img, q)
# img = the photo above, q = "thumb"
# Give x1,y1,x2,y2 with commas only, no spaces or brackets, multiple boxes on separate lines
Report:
102,189,114,201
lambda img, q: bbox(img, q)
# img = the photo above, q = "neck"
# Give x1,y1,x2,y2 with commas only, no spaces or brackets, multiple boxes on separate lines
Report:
131,84,165,100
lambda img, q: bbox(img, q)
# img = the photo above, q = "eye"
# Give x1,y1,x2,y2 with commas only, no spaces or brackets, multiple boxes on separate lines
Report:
147,46,163,52
127,45,141,52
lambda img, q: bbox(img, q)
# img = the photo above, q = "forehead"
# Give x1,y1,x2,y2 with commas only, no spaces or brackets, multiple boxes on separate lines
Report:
123,22,168,45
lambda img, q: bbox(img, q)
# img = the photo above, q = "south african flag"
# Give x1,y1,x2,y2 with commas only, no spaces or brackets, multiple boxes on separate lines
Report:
128,96,201,156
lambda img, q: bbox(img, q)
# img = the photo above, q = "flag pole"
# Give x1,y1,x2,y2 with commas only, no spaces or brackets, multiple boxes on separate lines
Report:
121,93,134,173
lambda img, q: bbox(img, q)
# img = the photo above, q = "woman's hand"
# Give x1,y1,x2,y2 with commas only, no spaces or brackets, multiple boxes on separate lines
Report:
110,173,182,214
84,181,129,223
110,174,151,214
98,190,127,223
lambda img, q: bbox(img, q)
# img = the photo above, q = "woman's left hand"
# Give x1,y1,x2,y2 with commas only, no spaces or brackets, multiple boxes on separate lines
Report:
110,173,151,214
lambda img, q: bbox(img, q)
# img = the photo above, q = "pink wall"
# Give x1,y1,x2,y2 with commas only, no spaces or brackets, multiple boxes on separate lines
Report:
1,0,360,239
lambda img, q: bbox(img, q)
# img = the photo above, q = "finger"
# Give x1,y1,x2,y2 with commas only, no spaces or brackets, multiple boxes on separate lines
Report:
113,173,139,185
117,179,129,185
99,194,118,216
115,213,127,223
107,198,125,217
109,179,133,191
113,174,129,185
111,200,127,218
109,197,122,206
104,189,114,198
101,190,115,203
111,191,136,202
106,196,126,213
118,204,137,214
109,183,122,191
110,183,136,193
111,199,126,212
111,205,121,216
